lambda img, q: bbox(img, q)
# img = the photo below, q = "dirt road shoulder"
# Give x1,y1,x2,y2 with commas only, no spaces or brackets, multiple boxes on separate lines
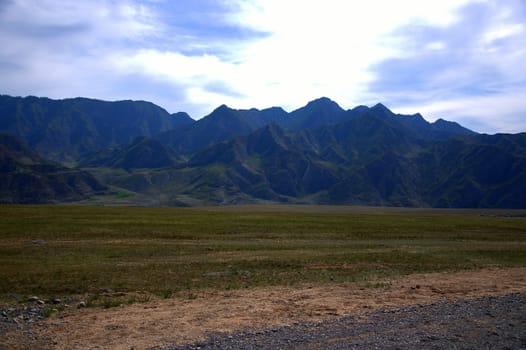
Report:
3,267,526,350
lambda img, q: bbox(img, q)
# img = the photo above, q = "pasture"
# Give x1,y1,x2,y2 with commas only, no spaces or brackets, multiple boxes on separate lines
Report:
1,205,525,307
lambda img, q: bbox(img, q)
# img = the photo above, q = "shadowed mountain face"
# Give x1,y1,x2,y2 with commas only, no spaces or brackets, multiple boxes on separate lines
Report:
0,94,524,208
0,95,193,162
173,117,525,208
79,136,180,170
418,134,526,208
283,97,347,130
156,97,474,157
157,104,289,155
0,133,107,203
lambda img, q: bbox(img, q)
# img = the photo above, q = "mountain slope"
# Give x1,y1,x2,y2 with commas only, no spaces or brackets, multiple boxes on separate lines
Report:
157,104,288,155
79,136,180,170
156,97,473,157
281,97,347,130
0,133,107,203
0,94,470,161
419,133,526,208
144,111,524,208
0,95,193,161
170,123,340,203
1,94,524,208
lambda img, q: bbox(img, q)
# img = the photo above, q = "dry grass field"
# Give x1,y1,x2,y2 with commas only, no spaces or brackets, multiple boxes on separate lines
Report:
1,204,525,305
1,204,526,349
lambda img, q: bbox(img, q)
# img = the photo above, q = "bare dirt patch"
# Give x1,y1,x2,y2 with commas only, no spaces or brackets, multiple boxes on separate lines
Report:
4,267,526,350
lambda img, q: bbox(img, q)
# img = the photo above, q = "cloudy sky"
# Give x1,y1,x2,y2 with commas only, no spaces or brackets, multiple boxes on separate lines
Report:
0,0,525,133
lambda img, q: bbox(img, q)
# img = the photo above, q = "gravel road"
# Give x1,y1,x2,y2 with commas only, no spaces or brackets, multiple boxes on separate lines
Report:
165,293,526,350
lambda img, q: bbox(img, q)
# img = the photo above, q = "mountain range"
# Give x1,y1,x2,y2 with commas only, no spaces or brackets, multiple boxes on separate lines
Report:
0,94,525,208
0,133,106,203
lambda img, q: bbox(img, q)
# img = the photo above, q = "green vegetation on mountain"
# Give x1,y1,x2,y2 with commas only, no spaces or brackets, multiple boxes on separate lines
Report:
0,133,107,203
79,136,181,170
0,95,193,162
0,95,524,207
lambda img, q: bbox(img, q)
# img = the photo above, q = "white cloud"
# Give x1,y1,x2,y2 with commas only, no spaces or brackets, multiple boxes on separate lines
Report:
173,0,479,113
393,88,526,134
0,0,524,132
0,1,163,102
483,23,524,44
360,0,526,133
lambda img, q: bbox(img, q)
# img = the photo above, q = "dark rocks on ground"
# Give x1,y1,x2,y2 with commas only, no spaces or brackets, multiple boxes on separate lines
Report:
164,293,526,350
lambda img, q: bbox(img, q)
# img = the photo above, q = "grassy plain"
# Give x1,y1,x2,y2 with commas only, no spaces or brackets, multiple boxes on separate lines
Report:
0,205,525,307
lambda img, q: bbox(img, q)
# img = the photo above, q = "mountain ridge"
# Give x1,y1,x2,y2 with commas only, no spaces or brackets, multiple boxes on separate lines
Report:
0,95,193,162
0,94,524,208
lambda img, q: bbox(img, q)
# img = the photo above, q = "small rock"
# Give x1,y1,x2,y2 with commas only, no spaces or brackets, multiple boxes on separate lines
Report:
51,298,62,304
28,296,40,302
37,299,45,305
78,301,87,308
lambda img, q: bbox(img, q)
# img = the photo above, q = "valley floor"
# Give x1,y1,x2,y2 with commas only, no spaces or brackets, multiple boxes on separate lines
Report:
2,267,526,349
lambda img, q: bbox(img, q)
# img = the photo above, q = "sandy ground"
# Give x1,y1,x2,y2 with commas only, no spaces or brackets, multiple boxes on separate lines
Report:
4,267,526,350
